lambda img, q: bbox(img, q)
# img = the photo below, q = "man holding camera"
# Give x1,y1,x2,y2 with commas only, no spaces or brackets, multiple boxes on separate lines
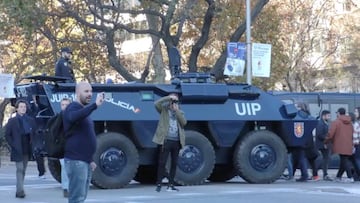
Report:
153,93,187,192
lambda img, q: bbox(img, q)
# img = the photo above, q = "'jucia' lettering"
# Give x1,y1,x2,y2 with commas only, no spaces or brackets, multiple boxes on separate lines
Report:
235,102,261,116
50,93,75,103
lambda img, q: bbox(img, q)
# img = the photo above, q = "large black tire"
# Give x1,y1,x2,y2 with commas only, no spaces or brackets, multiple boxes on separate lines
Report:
133,165,157,184
91,132,139,189
48,158,61,183
174,130,215,185
233,130,287,183
207,164,237,182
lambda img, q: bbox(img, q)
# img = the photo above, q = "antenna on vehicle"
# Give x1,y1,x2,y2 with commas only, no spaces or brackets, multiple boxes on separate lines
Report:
316,94,323,119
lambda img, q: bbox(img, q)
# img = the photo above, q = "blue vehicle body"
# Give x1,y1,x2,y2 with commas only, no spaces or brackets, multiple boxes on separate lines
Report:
14,74,317,189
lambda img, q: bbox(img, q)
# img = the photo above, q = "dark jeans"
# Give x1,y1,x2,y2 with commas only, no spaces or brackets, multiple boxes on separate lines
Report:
35,155,46,176
156,140,180,185
305,147,319,177
292,147,308,179
336,154,353,178
337,153,360,179
319,148,330,177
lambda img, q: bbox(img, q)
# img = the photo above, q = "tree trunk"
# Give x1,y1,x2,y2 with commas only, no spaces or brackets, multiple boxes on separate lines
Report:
146,11,165,83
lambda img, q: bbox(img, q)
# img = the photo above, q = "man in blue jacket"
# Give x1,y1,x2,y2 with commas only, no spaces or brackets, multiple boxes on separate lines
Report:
5,100,37,198
63,82,104,203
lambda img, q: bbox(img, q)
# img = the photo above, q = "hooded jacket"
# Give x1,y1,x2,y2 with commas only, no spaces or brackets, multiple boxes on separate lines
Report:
326,115,353,155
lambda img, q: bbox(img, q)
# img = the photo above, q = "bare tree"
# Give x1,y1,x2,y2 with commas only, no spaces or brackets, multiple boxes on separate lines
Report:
276,0,343,92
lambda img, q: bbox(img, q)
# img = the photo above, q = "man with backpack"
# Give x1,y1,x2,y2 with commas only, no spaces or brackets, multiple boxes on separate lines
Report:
63,82,104,203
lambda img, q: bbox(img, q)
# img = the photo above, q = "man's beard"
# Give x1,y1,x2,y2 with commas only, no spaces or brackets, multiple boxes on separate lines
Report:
80,96,91,105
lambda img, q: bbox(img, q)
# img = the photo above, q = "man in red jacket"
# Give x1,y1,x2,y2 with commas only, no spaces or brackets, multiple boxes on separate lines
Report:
326,107,354,182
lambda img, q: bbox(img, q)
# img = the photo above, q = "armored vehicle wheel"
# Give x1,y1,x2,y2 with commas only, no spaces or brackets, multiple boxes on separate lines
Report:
233,130,287,183
207,164,237,182
91,132,139,189
175,130,215,185
48,158,61,183
133,165,157,184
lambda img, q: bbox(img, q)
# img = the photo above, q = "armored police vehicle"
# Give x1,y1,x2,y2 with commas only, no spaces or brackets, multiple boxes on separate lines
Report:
271,91,360,168
14,73,317,189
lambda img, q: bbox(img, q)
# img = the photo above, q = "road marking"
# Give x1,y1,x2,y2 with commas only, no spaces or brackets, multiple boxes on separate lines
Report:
175,192,206,196
0,183,59,191
124,195,157,199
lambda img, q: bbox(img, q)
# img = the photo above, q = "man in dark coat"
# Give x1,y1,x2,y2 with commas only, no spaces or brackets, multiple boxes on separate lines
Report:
315,110,332,181
5,100,37,198
55,47,75,82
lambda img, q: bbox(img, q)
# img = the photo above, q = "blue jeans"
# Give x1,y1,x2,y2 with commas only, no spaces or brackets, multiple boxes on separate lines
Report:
65,159,92,203
287,153,293,178
60,159,69,190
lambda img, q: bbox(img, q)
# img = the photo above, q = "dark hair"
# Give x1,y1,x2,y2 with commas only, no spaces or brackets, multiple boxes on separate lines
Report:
321,110,330,116
337,107,346,115
15,99,27,109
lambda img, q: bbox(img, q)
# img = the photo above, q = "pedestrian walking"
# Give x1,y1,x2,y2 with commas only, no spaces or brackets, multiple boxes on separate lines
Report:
153,93,187,192
325,108,354,183
63,82,104,202
315,110,332,181
340,111,360,180
5,100,37,198
305,132,320,181
291,102,311,182
353,107,360,180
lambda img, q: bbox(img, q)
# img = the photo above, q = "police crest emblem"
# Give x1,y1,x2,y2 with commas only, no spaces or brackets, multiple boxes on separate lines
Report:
294,122,304,138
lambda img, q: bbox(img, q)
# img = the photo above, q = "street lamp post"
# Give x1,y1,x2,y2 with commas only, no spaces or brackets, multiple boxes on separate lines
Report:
246,0,252,85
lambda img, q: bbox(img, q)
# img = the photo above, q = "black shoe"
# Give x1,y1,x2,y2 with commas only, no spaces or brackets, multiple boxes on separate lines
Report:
15,191,25,198
167,185,179,192
63,189,68,198
155,184,161,192
296,177,308,182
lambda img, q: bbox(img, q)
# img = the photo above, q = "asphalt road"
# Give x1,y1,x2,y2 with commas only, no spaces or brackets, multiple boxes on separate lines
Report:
1,157,360,203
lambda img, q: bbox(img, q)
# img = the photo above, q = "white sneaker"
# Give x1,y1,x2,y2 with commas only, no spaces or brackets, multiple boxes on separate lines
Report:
343,178,354,183
38,175,46,179
166,185,179,192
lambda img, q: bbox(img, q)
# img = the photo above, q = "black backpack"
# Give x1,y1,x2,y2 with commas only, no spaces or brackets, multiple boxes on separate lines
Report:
44,112,74,158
